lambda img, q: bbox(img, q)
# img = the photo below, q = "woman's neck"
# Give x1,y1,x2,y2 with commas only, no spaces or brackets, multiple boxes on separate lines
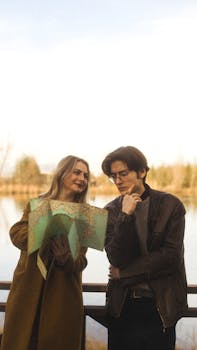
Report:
58,190,75,202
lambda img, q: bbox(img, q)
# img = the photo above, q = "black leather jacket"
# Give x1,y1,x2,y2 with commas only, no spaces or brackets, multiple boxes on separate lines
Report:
105,184,188,328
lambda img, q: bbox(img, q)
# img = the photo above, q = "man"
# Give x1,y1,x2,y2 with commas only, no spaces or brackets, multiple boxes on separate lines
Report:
101,146,188,350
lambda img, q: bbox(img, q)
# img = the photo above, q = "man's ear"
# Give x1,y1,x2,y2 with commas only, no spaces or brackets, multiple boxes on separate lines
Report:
139,169,146,180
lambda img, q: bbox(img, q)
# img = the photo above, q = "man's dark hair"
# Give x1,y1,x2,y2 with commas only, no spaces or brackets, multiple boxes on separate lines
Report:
101,146,150,176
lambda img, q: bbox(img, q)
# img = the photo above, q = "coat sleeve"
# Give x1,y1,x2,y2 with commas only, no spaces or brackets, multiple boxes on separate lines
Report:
9,202,30,251
105,203,140,269
119,200,186,284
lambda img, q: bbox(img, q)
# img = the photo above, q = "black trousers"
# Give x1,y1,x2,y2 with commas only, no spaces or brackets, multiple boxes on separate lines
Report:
108,297,176,350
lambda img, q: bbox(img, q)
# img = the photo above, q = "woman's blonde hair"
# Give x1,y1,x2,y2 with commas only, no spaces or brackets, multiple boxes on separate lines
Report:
40,155,90,203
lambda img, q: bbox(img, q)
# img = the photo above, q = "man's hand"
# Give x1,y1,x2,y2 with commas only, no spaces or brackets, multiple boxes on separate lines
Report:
122,192,142,215
108,265,120,279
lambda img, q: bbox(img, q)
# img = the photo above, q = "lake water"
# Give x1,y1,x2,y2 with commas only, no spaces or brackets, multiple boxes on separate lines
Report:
0,194,197,349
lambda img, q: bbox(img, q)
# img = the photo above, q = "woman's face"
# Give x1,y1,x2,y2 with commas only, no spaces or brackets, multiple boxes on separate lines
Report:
62,161,89,195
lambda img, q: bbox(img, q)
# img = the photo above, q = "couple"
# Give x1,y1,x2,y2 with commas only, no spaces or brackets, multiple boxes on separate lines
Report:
1,146,188,350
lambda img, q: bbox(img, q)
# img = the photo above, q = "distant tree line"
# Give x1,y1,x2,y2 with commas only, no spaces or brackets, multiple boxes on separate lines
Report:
1,156,197,194
91,163,197,194
148,164,197,190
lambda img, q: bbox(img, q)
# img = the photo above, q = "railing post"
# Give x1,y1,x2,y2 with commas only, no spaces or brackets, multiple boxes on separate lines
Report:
81,313,86,350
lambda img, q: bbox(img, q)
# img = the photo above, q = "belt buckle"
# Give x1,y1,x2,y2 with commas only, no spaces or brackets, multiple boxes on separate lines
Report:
132,289,142,299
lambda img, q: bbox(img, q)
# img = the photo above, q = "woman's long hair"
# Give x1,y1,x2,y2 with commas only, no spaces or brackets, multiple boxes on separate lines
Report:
39,155,90,203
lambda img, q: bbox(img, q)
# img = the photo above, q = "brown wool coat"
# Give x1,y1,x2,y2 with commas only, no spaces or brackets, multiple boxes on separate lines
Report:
1,203,87,350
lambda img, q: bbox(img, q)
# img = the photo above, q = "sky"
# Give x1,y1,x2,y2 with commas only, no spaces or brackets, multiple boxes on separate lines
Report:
0,0,197,175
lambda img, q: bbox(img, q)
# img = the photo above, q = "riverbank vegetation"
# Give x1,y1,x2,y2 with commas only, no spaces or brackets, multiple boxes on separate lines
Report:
0,155,197,198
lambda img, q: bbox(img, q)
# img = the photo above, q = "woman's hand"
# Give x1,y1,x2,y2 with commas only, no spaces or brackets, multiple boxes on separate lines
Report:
50,235,71,266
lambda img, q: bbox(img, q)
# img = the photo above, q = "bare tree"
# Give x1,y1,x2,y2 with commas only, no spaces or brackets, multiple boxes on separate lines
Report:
0,141,12,176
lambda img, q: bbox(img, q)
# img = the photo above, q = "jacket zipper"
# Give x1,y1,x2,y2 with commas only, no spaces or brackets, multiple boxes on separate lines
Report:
157,304,166,332
150,284,166,333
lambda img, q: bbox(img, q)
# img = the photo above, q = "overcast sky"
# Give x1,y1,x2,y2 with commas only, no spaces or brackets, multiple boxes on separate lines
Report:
0,0,197,175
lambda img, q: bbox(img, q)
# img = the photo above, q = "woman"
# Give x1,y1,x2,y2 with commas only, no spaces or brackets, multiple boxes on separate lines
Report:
1,155,90,350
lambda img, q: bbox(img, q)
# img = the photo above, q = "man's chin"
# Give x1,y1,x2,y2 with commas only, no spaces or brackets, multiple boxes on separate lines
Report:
118,188,128,195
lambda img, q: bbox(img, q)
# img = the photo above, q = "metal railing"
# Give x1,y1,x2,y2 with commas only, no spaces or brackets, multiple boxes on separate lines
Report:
1,282,197,349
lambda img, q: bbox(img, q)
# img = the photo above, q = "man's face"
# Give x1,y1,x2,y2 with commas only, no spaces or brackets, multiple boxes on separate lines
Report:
109,160,146,195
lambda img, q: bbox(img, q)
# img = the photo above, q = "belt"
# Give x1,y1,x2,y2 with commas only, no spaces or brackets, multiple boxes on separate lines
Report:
129,288,153,299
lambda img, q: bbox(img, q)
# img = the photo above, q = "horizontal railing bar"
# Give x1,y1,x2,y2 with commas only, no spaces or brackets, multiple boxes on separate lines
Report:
0,307,197,319
0,302,6,312
0,282,11,290
187,285,197,293
82,283,106,292
1,282,197,316
1,281,197,293
0,282,106,292
1,302,197,317
184,307,197,317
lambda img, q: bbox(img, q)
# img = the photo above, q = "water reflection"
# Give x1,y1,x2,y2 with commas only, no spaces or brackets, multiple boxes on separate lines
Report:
1,194,197,282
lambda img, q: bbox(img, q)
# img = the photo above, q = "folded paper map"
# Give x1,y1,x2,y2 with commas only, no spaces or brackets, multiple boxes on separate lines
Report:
28,198,108,277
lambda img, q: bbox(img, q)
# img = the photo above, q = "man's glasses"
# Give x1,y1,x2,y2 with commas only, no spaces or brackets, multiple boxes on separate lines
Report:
109,169,130,183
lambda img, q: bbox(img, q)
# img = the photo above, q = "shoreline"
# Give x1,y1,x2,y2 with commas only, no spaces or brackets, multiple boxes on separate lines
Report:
0,183,197,197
